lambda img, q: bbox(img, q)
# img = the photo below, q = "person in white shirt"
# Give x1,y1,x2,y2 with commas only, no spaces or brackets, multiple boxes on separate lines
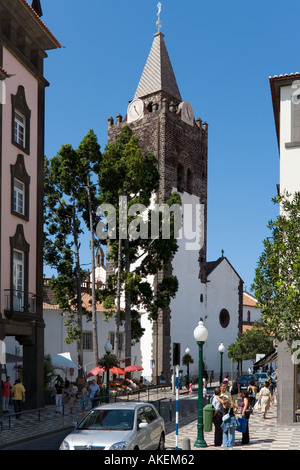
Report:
211,387,224,446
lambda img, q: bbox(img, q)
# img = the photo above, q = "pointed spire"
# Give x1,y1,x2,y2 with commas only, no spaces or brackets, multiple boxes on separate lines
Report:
31,0,43,17
134,32,181,101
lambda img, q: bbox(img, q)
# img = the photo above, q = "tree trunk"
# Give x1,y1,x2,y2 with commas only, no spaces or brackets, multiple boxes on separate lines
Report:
71,192,83,377
124,239,131,371
114,238,122,358
87,176,99,365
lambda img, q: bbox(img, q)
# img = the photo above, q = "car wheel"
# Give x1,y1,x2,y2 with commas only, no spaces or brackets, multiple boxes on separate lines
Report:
157,432,165,450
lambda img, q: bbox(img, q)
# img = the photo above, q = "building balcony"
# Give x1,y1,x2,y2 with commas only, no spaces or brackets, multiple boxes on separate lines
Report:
4,289,38,319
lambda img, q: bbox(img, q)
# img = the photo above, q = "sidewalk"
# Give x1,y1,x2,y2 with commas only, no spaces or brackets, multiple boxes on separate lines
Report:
165,401,300,451
1,387,300,450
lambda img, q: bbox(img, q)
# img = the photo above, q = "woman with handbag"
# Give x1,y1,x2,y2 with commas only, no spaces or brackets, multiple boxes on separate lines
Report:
240,390,251,444
220,397,239,448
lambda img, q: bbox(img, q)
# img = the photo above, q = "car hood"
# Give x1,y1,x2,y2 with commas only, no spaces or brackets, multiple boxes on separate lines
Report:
64,429,134,449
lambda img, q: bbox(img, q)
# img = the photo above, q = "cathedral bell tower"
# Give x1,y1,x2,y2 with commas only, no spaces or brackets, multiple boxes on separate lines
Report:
107,11,208,383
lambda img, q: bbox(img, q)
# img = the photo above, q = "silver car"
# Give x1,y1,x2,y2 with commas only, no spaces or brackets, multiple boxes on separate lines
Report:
59,402,165,450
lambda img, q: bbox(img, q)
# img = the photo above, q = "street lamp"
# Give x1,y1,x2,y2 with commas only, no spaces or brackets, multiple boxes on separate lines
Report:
193,320,208,448
218,342,225,384
185,347,190,389
104,339,112,403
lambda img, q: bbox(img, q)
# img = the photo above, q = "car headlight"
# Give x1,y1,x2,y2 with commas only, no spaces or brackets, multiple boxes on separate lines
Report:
59,440,70,450
109,441,128,450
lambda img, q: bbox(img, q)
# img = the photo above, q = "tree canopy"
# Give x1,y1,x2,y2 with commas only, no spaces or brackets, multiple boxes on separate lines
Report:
227,325,274,362
251,192,300,347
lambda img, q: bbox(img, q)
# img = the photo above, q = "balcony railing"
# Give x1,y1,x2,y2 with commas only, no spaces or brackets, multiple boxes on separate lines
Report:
4,289,38,315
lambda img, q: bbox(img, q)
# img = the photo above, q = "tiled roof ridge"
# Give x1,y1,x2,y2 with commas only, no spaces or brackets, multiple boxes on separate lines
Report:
21,0,62,48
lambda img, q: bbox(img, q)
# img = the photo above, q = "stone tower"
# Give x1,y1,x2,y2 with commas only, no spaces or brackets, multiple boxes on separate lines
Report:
107,29,208,383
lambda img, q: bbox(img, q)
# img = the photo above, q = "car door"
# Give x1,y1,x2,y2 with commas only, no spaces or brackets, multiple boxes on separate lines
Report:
135,406,151,450
144,406,161,450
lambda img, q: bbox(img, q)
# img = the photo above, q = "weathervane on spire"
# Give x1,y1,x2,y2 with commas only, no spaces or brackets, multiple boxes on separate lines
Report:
156,2,162,33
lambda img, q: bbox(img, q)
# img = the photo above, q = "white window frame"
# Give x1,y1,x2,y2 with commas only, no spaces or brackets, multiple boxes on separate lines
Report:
13,178,25,215
14,110,26,148
13,249,24,311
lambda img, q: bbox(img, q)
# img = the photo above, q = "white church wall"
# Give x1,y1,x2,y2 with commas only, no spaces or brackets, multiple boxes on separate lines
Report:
205,259,241,380
169,190,207,379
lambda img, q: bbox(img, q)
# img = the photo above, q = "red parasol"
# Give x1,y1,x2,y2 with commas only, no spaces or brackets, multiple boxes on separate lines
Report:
124,365,143,372
109,366,125,375
87,365,105,378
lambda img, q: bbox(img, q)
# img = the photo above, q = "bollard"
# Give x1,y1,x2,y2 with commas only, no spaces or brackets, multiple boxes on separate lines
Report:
182,438,191,450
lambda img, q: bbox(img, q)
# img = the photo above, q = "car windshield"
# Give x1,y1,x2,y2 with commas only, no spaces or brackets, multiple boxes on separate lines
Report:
77,409,135,431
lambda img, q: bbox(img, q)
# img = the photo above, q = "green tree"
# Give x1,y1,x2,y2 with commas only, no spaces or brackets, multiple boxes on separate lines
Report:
227,325,274,363
44,130,102,367
98,126,180,366
251,192,300,348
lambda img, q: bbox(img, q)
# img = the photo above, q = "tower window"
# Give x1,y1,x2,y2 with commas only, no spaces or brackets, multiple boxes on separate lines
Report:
177,164,184,192
187,169,193,194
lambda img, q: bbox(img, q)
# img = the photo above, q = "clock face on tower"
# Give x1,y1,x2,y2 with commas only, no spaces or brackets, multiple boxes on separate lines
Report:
127,99,144,123
178,101,194,126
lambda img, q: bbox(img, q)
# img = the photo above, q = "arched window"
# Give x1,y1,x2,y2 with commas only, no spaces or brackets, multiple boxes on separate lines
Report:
177,164,184,192
187,168,193,194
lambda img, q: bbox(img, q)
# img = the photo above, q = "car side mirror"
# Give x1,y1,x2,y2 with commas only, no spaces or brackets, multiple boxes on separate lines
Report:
138,422,148,429
72,421,78,428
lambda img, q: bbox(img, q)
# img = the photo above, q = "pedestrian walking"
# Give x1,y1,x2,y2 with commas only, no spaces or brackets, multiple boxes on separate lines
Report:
247,380,257,408
1,376,11,413
54,380,64,413
211,387,223,446
11,379,25,419
259,381,272,419
89,379,100,408
80,384,88,412
65,383,77,414
220,397,239,448
240,390,251,444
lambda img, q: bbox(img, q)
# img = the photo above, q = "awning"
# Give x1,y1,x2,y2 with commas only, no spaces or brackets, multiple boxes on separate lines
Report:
253,349,277,370
51,353,79,370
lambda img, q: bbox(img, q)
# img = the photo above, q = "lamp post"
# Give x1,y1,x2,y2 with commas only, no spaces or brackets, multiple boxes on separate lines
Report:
218,342,225,384
193,320,208,448
104,339,112,403
185,347,190,389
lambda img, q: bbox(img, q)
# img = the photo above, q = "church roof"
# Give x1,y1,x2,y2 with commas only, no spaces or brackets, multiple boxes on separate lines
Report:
134,32,182,101
206,256,243,281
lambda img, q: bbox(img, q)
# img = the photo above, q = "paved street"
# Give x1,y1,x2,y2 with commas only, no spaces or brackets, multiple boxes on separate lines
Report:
1,387,300,451
165,400,300,450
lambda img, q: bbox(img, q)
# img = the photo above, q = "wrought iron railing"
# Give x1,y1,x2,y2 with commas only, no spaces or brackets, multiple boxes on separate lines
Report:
4,289,38,314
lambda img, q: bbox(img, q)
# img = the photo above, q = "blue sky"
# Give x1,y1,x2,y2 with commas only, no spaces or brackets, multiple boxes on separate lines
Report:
41,0,298,292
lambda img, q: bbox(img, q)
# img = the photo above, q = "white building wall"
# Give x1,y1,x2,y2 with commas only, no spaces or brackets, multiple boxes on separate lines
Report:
280,85,300,199
205,259,241,379
3,309,141,383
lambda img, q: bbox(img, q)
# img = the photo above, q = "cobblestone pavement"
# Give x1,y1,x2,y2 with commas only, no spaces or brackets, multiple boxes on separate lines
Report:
1,387,300,450
165,401,300,451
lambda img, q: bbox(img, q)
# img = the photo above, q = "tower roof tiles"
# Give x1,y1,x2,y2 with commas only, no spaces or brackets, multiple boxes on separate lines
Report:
134,32,181,101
